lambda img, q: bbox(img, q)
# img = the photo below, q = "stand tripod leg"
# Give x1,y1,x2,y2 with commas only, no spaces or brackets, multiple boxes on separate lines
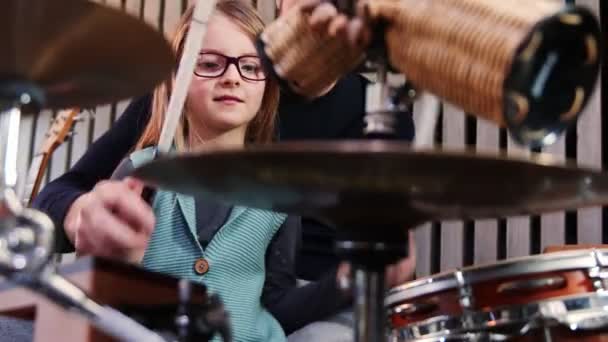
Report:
0,107,21,190
353,265,386,342
336,228,410,342
0,81,46,195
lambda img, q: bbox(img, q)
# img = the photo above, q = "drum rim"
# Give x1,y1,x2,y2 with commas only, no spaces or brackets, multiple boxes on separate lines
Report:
386,249,608,306
396,332,505,342
391,292,608,341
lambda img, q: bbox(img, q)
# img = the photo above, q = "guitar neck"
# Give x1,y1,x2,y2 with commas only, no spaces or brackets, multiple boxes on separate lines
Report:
22,153,50,207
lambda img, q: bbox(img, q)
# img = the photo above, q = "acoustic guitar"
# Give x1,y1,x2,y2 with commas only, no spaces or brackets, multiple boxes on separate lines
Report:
22,108,81,207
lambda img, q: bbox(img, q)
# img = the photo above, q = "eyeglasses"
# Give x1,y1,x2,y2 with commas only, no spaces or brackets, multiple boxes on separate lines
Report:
194,52,266,81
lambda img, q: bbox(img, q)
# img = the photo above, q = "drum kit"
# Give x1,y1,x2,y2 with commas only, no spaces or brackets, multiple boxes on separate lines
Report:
0,0,606,342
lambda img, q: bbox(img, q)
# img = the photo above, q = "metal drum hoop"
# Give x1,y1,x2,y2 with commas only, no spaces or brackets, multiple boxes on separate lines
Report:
391,292,608,341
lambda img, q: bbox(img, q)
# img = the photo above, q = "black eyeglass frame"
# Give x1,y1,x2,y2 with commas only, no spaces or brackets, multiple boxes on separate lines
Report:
194,52,267,81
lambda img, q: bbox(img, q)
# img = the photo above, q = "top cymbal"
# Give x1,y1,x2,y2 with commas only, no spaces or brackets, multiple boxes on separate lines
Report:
132,141,608,228
0,0,174,110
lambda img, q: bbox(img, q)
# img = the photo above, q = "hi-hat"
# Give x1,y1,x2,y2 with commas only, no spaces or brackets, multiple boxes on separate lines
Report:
132,141,608,228
0,0,174,110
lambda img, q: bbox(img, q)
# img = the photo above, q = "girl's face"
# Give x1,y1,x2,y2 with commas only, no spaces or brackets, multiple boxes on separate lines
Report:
186,13,266,141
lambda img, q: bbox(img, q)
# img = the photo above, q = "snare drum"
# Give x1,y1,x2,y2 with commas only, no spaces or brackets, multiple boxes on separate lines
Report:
386,249,608,341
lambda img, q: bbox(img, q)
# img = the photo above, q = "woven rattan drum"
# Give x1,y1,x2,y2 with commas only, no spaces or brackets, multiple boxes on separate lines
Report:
256,4,366,98
364,0,600,146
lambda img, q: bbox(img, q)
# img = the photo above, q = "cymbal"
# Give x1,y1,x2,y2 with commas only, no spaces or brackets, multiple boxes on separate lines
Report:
132,141,608,228
0,0,174,110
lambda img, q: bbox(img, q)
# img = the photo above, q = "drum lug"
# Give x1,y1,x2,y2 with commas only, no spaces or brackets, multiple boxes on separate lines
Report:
587,266,608,291
455,270,475,310
390,301,438,317
588,250,608,291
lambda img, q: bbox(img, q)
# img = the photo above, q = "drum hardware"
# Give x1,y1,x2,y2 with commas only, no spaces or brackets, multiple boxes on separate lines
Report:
402,332,509,342
587,266,608,292
455,269,479,333
390,301,438,317
588,249,608,291
119,280,232,342
455,270,475,310
335,227,410,342
362,39,416,139
175,279,231,342
393,293,608,341
363,72,416,139
0,85,41,189
496,276,567,295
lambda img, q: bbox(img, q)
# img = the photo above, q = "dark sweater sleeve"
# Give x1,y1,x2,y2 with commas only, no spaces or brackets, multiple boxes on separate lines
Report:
31,95,152,253
262,216,351,334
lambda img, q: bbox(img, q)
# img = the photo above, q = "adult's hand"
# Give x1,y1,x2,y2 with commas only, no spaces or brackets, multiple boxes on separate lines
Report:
301,0,373,47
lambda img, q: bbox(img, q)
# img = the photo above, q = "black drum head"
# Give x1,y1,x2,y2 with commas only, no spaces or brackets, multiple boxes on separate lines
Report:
504,6,601,148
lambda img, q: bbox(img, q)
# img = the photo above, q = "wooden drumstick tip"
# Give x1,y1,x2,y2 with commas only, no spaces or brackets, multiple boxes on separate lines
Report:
558,13,582,26
520,32,543,62
509,92,530,125
560,86,585,122
585,35,598,65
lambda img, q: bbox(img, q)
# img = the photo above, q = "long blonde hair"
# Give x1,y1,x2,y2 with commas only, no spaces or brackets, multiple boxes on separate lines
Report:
136,0,280,150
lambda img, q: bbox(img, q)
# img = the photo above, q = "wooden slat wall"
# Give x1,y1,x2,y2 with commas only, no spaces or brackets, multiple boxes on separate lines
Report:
440,104,466,271
474,120,499,265
506,138,531,259
576,0,603,245
14,0,605,277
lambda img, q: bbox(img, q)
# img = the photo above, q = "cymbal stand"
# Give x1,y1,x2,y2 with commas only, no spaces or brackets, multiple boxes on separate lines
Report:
363,57,415,140
332,40,416,342
336,226,410,342
345,76,413,342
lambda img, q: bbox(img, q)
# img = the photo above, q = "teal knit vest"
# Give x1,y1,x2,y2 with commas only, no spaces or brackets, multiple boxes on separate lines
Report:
131,148,287,342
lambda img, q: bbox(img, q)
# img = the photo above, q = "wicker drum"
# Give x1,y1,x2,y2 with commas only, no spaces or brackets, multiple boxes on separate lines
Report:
365,0,601,146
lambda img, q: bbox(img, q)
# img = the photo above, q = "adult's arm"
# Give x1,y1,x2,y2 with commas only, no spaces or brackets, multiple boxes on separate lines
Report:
32,94,152,252
261,216,351,334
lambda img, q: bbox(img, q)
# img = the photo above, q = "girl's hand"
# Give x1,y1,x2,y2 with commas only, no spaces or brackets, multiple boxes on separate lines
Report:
65,177,155,263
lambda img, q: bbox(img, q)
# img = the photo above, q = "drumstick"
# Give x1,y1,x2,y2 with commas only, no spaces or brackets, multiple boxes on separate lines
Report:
157,0,218,154
139,0,217,203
